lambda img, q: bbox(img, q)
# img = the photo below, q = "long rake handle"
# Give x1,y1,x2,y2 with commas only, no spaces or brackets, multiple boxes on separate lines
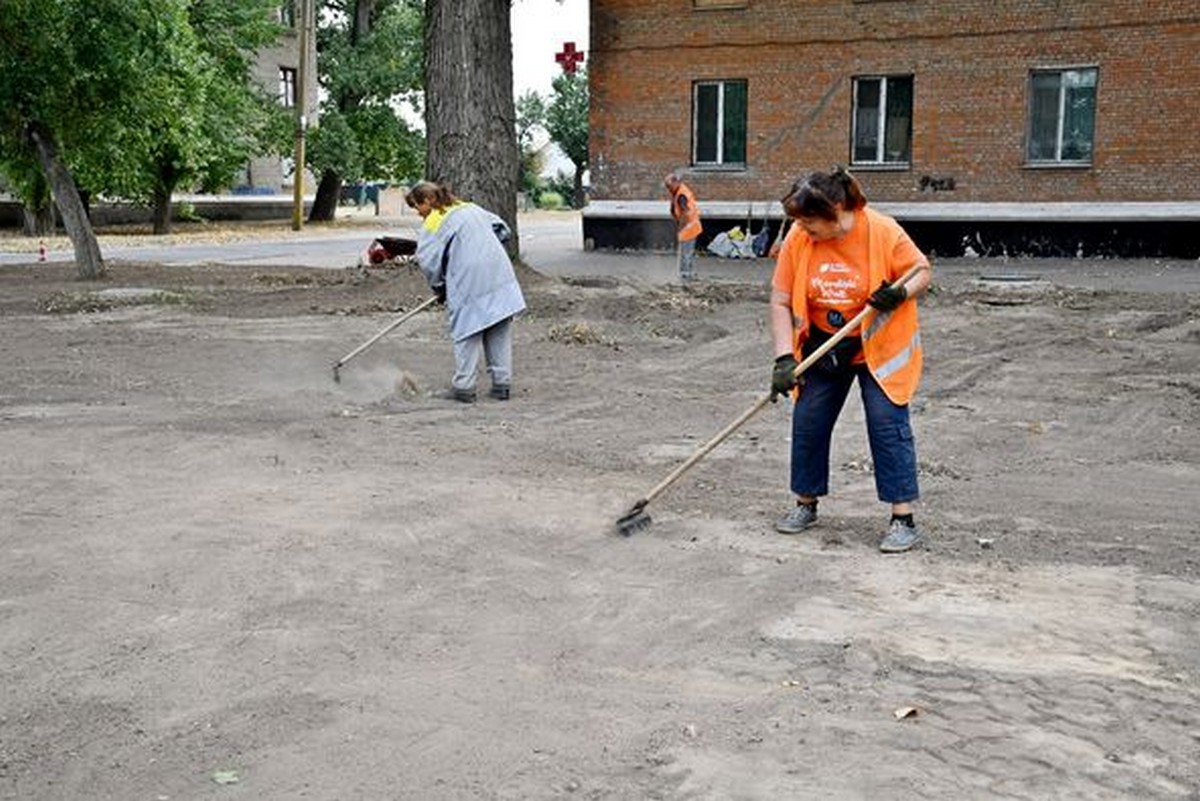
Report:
636,264,924,507
333,295,439,372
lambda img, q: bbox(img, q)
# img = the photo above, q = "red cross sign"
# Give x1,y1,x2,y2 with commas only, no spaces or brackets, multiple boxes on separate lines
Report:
555,41,585,75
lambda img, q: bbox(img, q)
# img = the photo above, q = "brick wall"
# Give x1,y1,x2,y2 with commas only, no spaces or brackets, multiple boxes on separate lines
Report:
589,0,1200,204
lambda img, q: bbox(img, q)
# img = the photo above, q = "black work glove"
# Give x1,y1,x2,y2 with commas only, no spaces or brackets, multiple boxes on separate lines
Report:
867,280,907,312
433,284,447,304
771,353,801,400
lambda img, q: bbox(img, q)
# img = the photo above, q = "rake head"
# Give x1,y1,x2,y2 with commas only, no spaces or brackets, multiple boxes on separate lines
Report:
615,499,652,537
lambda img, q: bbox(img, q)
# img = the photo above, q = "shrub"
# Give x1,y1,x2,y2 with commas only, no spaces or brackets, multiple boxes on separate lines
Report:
537,191,564,211
176,201,204,223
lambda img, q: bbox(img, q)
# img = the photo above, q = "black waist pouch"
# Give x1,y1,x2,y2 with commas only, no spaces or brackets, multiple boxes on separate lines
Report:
802,326,862,375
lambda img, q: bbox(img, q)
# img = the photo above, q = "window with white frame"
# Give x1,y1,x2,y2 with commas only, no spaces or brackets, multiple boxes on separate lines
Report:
280,1,296,27
279,67,297,107
851,75,912,166
1027,67,1097,164
693,80,747,167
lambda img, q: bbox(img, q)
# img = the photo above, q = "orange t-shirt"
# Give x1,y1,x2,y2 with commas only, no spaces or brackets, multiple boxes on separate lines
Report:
806,220,871,336
776,209,927,336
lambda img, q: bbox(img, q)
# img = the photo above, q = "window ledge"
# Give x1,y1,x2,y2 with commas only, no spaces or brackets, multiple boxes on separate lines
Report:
691,164,747,172
1024,161,1093,170
849,163,910,172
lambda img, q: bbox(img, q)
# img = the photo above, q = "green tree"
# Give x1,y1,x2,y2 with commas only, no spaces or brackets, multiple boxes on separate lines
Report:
0,0,155,278
515,89,546,203
0,0,288,273
176,0,289,221
307,0,424,221
76,0,286,234
546,69,588,209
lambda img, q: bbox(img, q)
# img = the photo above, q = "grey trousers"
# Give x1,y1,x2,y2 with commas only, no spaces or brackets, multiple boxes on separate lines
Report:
452,316,514,392
678,237,697,281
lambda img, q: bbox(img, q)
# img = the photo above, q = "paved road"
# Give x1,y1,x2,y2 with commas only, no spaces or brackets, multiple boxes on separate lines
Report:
0,221,419,270
0,211,767,285
4,211,1199,292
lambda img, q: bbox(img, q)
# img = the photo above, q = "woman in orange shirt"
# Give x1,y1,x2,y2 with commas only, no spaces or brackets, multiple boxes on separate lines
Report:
769,167,932,553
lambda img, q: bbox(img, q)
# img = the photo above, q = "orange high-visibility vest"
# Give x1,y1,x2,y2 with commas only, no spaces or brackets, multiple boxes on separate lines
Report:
776,206,927,405
670,183,702,242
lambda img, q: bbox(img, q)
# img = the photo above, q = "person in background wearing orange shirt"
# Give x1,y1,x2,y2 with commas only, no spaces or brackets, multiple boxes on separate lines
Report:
768,167,932,553
664,173,702,284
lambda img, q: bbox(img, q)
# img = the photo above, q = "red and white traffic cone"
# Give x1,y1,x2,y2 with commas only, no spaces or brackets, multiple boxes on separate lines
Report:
38,240,47,262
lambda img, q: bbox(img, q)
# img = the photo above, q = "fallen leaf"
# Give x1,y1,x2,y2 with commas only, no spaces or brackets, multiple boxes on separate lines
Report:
212,770,239,785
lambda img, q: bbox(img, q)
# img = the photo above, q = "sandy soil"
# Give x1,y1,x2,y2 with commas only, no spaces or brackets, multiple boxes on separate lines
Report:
1,252,1198,800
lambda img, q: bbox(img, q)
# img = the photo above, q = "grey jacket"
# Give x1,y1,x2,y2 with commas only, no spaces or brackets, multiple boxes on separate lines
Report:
415,203,526,342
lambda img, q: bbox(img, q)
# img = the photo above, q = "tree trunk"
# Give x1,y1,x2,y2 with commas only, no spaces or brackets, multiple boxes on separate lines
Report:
152,186,172,235
21,203,56,237
20,172,56,236
572,166,586,209
309,168,343,222
352,0,375,40
424,0,520,256
25,121,104,279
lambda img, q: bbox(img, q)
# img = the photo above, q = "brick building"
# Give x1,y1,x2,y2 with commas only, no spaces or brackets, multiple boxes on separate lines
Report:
582,0,1200,256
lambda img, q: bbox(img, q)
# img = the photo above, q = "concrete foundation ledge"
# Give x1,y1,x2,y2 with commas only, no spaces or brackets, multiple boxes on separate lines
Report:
582,200,1200,258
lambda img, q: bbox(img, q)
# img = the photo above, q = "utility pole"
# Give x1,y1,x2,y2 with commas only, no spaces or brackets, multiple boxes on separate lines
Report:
291,0,312,231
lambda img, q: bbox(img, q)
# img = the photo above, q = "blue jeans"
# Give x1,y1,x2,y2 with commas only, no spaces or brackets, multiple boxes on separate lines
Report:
790,364,919,504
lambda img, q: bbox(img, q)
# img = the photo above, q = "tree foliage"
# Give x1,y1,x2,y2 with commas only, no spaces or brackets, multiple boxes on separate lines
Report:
180,2,291,190
0,0,288,265
81,0,287,233
0,0,161,276
513,71,589,210
307,0,425,221
515,90,547,199
546,70,589,208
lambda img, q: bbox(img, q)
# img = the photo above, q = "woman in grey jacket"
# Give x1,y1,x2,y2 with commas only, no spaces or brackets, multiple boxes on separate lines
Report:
404,182,526,403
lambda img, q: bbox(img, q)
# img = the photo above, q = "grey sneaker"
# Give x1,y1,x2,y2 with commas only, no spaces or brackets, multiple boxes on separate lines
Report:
489,384,510,401
879,519,922,553
775,502,818,534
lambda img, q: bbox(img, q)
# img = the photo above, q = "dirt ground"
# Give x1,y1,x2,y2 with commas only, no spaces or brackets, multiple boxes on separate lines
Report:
1,248,1198,800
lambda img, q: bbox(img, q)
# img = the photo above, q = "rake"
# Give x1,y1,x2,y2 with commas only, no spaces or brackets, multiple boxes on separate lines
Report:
332,295,439,382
